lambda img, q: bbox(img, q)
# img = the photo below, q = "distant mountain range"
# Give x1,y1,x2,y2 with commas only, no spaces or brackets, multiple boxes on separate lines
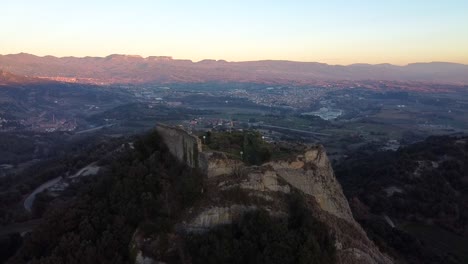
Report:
1,53,468,85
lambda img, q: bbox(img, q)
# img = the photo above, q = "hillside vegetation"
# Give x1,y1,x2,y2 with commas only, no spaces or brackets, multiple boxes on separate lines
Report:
336,136,468,264
7,130,335,264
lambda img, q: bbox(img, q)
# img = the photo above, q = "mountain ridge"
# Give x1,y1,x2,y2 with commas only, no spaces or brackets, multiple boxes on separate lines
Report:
1,53,468,85
3,52,467,66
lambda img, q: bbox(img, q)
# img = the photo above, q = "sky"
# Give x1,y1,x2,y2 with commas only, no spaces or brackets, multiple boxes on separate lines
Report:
1,0,468,65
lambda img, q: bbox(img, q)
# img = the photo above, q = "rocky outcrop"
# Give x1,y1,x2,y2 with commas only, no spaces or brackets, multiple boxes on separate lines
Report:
155,125,241,175
240,170,290,193
184,205,256,233
199,151,242,178
197,145,355,224
198,147,392,263
154,126,393,264
267,146,354,223
156,124,202,168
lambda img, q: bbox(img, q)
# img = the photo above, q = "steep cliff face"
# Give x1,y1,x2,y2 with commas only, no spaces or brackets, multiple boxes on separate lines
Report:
144,126,392,264
155,124,202,168
182,146,392,264
267,146,354,223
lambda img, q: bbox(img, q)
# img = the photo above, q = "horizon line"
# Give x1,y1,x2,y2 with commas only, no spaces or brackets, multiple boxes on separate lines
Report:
1,52,467,67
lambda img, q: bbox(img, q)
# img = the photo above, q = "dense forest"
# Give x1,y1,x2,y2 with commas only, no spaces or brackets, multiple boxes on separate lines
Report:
185,194,335,264
7,131,203,263
5,130,335,264
0,133,127,226
336,135,468,264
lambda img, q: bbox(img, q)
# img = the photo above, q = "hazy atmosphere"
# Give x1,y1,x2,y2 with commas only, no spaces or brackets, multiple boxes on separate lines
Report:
2,0,468,64
2,1,468,264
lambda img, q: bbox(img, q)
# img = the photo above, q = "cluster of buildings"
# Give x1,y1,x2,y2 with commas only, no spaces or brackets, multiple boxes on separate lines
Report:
21,115,78,133
126,84,336,111
227,87,329,109
183,117,238,132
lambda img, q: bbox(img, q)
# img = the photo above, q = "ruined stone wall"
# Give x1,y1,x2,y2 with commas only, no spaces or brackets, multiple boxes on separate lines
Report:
156,124,202,168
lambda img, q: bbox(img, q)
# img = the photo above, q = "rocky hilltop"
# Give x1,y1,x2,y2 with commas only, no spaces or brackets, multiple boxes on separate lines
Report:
148,125,393,264
6,126,393,263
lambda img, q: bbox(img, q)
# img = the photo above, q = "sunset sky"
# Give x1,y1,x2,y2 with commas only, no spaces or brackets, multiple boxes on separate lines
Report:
1,0,468,65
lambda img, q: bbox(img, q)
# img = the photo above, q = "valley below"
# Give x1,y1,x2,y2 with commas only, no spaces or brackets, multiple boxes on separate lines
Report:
1,69,468,263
